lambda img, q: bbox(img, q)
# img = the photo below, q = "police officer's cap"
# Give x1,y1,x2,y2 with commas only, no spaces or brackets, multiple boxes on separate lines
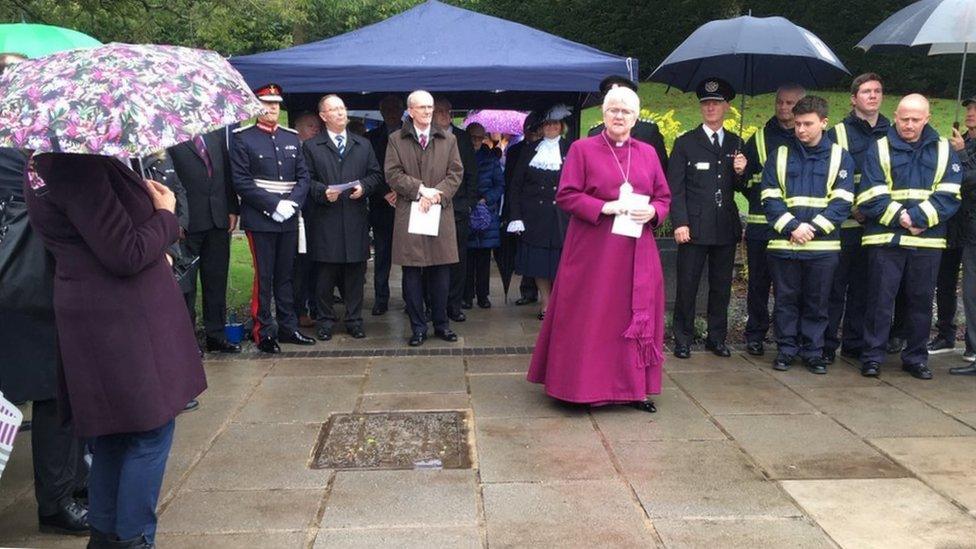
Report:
599,75,639,95
696,78,735,103
963,94,976,107
254,83,284,103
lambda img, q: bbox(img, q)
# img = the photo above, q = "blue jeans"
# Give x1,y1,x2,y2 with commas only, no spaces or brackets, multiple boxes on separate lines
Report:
88,419,175,543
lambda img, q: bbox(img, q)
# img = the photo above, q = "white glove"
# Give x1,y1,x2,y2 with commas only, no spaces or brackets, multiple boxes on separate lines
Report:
271,200,298,222
507,220,526,233
418,185,442,200
601,200,627,215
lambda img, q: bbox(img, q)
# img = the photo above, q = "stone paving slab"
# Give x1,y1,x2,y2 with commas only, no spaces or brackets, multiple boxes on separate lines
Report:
468,374,576,419
0,434,33,515
614,440,801,519
590,388,726,443
871,436,976,512
156,532,307,549
482,480,657,548
475,416,615,482
652,517,836,548
234,375,361,424
157,489,324,534
882,369,976,413
670,370,818,416
320,470,478,529
798,386,976,439
663,352,756,373
312,526,480,548
782,478,976,548
197,360,273,400
364,357,466,394
716,414,907,480
359,392,470,413
269,358,369,377
183,423,329,490
465,354,531,374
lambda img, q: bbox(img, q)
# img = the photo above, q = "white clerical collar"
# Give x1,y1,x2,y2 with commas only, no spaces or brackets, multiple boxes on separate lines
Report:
327,129,347,146
703,125,724,146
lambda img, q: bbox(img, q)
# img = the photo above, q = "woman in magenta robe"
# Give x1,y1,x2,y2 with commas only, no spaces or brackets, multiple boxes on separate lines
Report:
527,86,670,412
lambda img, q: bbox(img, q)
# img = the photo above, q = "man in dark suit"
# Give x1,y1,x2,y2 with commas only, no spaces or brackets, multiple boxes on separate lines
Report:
303,95,383,340
366,95,405,316
668,78,748,359
168,128,241,353
504,114,540,305
433,97,478,321
588,75,669,172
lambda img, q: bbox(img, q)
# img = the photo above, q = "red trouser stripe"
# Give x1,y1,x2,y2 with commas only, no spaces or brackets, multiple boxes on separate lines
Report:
245,231,262,343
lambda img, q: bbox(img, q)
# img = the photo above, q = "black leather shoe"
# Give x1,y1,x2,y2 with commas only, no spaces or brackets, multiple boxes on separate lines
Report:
705,341,731,358
316,326,332,341
205,337,241,354
448,310,466,322
281,330,316,345
108,534,153,548
477,298,491,309
805,358,828,375
902,363,933,380
673,344,690,359
408,332,427,346
181,399,199,413
628,400,656,413
39,498,88,536
371,304,388,316
434,329,459,342
746,341,764,356
822,349,836,364
773,355,792,371
347,327,366,339
460,300,473,310
88,527,112,547
950,364,976,375
886,337,906,354
257,337,281,354
861,361,880,377
514,296,537,306
927,337,955,354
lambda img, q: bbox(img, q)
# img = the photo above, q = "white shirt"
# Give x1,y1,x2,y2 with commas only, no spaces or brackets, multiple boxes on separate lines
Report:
413,125,430,143
702,125,724,147
327,129,348,149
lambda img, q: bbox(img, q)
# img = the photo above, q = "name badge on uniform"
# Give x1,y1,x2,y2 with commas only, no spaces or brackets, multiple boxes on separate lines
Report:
695,162,710,170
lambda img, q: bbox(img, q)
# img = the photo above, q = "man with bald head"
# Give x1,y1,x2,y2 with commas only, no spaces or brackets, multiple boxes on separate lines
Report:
857,94,962,379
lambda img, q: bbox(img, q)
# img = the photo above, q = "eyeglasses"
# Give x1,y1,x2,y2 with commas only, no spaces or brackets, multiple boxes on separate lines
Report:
411,105,434,111
605,108,635,117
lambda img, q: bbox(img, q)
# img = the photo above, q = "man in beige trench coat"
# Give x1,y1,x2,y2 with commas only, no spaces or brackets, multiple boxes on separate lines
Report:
385,90,464,346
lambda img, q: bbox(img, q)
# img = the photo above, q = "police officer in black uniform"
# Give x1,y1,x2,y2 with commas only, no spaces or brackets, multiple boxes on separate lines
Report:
589,75,669,172
668,78,747,359
231,83,316,353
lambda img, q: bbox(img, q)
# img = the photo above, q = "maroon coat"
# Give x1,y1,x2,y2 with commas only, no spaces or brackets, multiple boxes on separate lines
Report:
24,153,206,438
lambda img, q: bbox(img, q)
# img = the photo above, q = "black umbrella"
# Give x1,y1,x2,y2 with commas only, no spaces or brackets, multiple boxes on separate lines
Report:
493,232,518,303
650,15,849,143
857,0,976,124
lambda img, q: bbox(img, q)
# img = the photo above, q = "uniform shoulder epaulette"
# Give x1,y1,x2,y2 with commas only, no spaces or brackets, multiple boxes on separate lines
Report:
639,117,654,124
232,124,254,134
280,126,298,134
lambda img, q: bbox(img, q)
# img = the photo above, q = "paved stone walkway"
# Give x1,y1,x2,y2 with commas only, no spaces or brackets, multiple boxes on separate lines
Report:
2,281,976,548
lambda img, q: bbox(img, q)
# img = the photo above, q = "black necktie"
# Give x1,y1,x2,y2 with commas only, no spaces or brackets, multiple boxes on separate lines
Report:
711,132,720,149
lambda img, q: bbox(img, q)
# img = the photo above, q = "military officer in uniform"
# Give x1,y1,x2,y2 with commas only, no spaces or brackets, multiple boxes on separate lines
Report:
858,94,962,379
231,83,316,353
588,75,669,171
741,84,805,356
668,78,747,359
761,95,856,374
823,73,891,363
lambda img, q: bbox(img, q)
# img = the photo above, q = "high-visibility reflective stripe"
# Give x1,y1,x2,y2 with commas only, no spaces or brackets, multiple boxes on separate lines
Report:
880,201,903,226
841,218,862,229
746,214,767,224
833,123,849,150
826,144,843,189
776,145,788,194
773,213,795,232
878,137,894,188
891,188,932,201
756,128,768,166
768,239,841,251
900,235,946,248
829,188,855,203
812,214,835,233
919,200,939,227
785,196,830,208
936,183,961,196
862,233,894,246
933,138,949,186
747,174,763,188
761,188,783,200
857,185,889,205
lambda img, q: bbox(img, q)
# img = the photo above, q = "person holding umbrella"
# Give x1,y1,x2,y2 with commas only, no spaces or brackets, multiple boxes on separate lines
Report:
949,95,976,375
822,73,891,364
231,83,316,353
741,83,806,357
858,94,962,379
668,78,747,359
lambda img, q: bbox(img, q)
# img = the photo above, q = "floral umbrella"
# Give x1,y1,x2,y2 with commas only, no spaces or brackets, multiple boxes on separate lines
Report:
0,43,264,158
463,110,528,135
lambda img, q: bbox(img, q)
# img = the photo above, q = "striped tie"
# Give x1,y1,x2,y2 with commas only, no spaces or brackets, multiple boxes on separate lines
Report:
419,134,428,150
336,134,345,157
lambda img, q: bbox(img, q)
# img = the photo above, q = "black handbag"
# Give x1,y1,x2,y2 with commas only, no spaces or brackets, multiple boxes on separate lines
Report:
0,196,55,313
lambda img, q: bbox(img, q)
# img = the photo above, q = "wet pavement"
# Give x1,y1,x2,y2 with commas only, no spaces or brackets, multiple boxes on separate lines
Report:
2,274,976,548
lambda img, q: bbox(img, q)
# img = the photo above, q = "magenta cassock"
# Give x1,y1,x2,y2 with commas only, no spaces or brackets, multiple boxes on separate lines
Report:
527,133,671,404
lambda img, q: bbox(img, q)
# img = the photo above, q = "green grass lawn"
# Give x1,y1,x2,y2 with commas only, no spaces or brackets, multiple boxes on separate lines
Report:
217,83,964,318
